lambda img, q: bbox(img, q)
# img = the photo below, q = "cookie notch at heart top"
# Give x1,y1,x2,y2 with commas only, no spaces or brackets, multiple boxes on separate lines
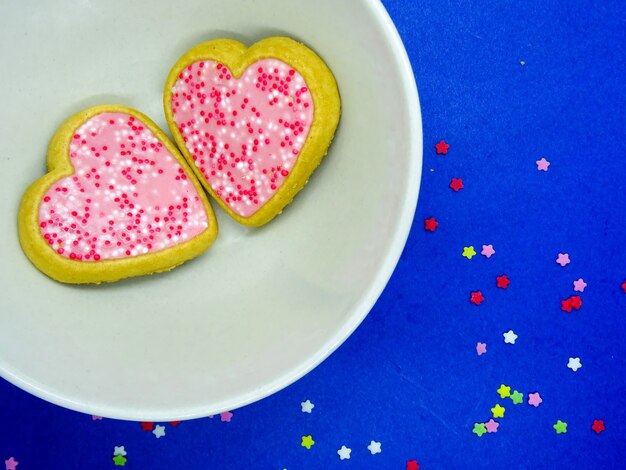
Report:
163,37,341,227
18,105,218,284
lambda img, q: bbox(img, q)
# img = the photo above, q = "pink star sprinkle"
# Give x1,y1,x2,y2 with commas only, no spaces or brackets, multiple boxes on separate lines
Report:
220,411,233,422
573,278,587,292
4,457,18,470
556,253,570,267
485,419,499,433
92,415,103,421
528,392,543,407
536,157,550,171
476,342,487,356
481,245,495,258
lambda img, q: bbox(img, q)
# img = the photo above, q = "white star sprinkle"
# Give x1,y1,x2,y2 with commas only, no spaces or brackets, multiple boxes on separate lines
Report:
301,399,314,413
567,357,582,372
113,446,127,456
503,330,518,344
153,424,166,438
337,445,352,460
367,440,382,455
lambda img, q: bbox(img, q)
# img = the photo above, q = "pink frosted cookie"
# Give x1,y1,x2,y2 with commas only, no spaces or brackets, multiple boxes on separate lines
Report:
18,105,217,284
164,37,341,227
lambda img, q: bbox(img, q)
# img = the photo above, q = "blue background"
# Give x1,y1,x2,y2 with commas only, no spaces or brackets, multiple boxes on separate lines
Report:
2,0,625,468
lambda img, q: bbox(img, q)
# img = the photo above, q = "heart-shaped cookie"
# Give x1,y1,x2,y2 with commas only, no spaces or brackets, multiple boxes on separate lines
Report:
18,105,217,284
164,37,341,227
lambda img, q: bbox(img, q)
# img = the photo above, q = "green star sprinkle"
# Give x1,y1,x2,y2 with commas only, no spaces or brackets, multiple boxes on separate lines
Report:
301,435,315,449
510,390,524,404
462,246,477,259
496,384,511,398
113,455,127,466
553,420,567,434
472,422,487,437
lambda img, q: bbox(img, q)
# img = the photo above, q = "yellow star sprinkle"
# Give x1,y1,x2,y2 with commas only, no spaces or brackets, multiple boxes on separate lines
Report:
496,384,511,398
462,246,477,259
301,435,315,449
491,404,505,418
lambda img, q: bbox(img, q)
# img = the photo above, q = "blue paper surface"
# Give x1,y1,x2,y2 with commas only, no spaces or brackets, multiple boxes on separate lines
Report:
1,0,625,468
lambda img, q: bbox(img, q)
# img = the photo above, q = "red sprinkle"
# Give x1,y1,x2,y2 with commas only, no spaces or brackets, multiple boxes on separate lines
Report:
424,217,439,232
470,291,485,305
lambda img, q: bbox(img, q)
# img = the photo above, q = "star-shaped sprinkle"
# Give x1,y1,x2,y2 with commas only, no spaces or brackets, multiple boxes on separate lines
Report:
567,357,582,372
406,460,420,470
497,384,511,398
561,295,582,312
301,400,314,413
503,330,518,344
153,425,166,438
573,278,587,292
113,455,127,467
561,298,574,312
140,422,154,432
470,291,485,305
592,419,605,434
481,244,495,258
536,157,550,171
92,415,103,421
169,421,181,427
553,420,567,434
301,435,315,449
4,458,18,470
491,404,506,418
367,441,382,455
510,390,524,404
337,445,352,460
570,295,582,310
435,140,449,154
496,274,510,289
113,446,127,456
485,419,499,433
220,411,233,422
462,246,476,259
472,422,487,437
476,342,487,356
556,253,570,267
528,392,543,407
450,178,464,192
424,217,439,232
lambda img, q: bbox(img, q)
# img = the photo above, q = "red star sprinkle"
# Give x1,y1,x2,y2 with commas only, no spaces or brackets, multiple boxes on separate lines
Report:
496,274,510,289
470,291,485,305
592,419,605,434
562,295,582,312
169,421,182,427
424,217,439,232
570,295,582,310
621,280,626,292
561,298,573,313
140,422,154,432
435,140,449,154
449,178,464,192
406,460,420,470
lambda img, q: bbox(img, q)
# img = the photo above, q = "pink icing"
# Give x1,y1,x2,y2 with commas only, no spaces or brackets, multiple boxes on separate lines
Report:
38,112,209,261
170,58,314,217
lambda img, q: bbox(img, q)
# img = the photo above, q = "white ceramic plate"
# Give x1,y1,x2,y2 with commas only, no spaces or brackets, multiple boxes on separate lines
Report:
0,0,421,420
